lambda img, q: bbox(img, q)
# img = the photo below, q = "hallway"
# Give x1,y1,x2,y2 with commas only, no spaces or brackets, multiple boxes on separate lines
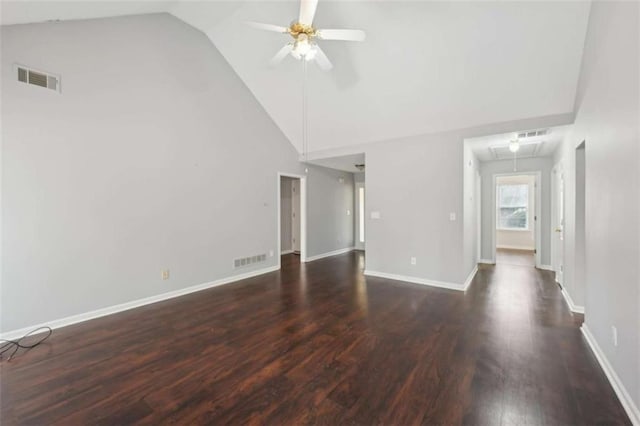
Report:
496,248,536,267
1,252,630,425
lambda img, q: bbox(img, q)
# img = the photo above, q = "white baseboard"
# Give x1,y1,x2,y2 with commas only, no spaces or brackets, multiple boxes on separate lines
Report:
280,249,294,255
538,264,554,271
0,265,280,340
305,247,354,262
463,265,478,291
581,325,640,425
364,270,466,292
496,245,535,251
478,259,495,265
560,285,585,314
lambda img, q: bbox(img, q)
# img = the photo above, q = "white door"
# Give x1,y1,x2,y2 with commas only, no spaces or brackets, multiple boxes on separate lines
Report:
292,179,301,253
355,183,365,250
476,174,482,262
552,167,565,284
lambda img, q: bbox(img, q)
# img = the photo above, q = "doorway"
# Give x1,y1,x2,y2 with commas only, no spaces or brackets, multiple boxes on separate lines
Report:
493,173,541,267
278,173,306,267
575,141,586,289
355,182,365,251
552,165,565,284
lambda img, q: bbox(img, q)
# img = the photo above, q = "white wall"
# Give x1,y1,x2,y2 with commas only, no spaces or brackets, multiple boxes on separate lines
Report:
479,157,553,264
0,14,348,333
495,175,536,250
554,1,639,414
280,177,293,253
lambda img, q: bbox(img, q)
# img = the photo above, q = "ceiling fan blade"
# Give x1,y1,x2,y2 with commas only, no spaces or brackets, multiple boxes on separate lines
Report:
298,0,318,25
317,29,366,42
313,45,333,71
246,21,288,33
270,44,294,66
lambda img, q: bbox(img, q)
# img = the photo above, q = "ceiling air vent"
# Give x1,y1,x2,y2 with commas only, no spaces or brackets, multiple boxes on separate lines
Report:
517,129,548,139
15,64,60,92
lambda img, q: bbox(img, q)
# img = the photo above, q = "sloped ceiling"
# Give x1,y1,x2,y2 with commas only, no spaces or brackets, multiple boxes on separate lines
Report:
2,1,591,154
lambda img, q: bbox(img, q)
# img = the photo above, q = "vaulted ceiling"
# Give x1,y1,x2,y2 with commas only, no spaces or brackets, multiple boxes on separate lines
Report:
2,1,591,154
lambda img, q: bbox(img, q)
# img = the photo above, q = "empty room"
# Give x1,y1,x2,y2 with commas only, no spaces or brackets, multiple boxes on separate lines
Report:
1,1,639,425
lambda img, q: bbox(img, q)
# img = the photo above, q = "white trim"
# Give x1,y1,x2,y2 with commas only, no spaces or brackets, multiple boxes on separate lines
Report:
305,247,354,262
277,172,307,267
478,259,496,265
581,325,640,426
496,244,536,251
364,269,473,292
0,265,279,341
560,285,585,314
280,249,294,255
538,264,554,271
463,265,478,291
491,171,542,268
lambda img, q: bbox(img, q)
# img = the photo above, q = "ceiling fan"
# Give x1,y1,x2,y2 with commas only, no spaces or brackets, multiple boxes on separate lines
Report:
247,0,366,71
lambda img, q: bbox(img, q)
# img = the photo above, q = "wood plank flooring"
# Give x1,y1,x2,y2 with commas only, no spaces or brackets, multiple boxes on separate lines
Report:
1,252,631,425
496,248,536,267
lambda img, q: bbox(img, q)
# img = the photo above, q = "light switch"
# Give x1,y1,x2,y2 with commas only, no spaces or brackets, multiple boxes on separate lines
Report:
371,211,381,219
449,213,456,221
347,209,351,216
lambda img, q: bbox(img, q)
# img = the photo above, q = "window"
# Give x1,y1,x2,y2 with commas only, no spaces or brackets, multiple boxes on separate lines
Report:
497,184,528,230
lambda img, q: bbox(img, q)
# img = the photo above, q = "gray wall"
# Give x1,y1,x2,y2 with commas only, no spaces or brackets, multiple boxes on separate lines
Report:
306,166,355,257
0,14,350,333
280,177,293,252
463,142,480,276
554,1,639,410
366,132,466,284
479,157,553,265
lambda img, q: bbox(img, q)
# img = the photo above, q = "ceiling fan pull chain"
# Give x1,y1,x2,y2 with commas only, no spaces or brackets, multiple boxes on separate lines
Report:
302,57,308,163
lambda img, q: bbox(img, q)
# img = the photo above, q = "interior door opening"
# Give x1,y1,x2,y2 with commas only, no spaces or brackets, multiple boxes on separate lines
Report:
355,181,365,251
552,166,565,284
279,174,304,264
493,173,540,267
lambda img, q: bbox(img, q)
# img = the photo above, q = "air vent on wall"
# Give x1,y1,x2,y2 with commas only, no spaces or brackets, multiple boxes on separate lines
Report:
15,64,60,92
233,253,267,269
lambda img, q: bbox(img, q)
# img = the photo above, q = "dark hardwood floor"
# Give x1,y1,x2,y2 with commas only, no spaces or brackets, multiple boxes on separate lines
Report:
1,252,630,425
495,248,536,267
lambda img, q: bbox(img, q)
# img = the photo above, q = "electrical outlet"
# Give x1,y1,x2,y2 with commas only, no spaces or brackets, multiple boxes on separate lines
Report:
449,212,456,221
612,326,618,347
269,250,274,257
161,269,170,280
410,257,417,265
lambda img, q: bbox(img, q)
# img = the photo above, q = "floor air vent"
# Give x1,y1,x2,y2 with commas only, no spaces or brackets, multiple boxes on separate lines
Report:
16,64,60,92
234,254,267,269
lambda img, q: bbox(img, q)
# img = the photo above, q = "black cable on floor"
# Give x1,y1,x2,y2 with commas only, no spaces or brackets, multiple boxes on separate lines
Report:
0,327,52,361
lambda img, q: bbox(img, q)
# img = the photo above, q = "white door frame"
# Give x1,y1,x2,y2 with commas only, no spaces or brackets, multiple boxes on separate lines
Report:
355,182,365,251
277,172,307,267
476,173,482,262
551,163,564,283
491,171,542,268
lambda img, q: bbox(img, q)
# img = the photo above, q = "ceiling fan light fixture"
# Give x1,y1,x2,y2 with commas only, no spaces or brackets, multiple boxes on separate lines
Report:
293,37,312,57
509,139,520,153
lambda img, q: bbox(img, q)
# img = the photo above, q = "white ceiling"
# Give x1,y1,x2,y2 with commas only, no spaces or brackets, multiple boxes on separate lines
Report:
308,152,364,173
0,1,173,25
466,125,568,162
1,1,591,155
